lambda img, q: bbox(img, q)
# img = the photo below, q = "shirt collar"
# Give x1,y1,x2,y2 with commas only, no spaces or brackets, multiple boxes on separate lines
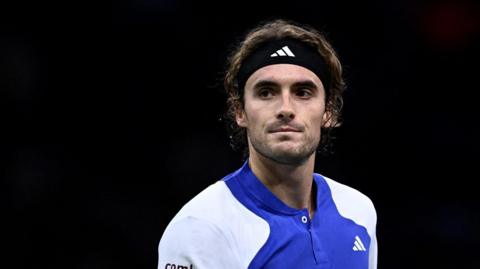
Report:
234,160,328,216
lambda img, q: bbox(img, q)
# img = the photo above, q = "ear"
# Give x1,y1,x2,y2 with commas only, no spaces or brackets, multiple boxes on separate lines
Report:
235,105,248,128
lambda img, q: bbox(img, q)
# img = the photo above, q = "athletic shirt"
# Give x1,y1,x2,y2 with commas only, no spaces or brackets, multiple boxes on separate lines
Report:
158,161,377,269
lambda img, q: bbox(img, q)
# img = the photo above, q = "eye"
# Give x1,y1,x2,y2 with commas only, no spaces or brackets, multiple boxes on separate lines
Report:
295,88,313,98
257,88,274,98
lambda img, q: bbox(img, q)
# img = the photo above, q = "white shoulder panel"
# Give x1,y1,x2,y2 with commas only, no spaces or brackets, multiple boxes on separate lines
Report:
322,176,377,240
369,231,378,269
158,216,241,269
158,181,270,269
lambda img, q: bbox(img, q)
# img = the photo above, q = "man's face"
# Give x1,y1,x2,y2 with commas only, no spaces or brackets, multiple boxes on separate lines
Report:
236,64,331,165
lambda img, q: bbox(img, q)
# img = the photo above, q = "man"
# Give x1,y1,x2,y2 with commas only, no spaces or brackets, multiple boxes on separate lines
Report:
158,19,377,269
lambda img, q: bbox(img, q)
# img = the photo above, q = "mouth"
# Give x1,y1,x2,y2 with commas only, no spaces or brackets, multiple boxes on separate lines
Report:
269,126,302,133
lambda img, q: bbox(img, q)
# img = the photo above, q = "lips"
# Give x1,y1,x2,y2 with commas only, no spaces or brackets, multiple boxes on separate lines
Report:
268,125,302,133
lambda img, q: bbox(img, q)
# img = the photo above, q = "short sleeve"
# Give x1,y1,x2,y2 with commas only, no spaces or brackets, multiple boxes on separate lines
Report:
369,217,378,269
158,216,243,269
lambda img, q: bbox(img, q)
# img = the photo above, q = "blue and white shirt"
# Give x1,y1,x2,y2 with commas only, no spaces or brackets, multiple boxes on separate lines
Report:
158,161,377,269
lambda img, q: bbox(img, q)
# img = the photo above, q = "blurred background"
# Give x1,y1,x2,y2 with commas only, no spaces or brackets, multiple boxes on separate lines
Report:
2,0,479,268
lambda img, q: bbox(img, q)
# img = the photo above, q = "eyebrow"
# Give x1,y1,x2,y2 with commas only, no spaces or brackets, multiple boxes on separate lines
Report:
252,79,321,93
292,80,319,90
252,80,279,89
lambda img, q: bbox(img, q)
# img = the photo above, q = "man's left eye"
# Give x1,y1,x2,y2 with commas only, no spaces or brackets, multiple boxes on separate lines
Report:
296,89,312,97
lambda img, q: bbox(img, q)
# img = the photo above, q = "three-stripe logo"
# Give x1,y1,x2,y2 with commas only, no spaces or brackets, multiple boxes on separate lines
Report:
352,235,367,251
270,46,295,57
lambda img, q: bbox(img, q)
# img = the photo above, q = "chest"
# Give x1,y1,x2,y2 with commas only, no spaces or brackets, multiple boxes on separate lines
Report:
248,214,371,269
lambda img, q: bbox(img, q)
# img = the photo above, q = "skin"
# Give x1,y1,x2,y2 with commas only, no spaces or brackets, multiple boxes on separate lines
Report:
236,64,332,218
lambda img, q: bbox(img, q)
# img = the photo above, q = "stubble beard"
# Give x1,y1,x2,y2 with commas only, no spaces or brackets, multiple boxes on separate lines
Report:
249,132,319,166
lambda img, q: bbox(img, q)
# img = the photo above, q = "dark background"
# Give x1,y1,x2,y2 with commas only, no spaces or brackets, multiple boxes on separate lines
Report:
2,0,480,268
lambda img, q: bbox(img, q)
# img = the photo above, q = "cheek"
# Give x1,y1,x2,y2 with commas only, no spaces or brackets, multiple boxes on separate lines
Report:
309,113,325,135
244,105,268,126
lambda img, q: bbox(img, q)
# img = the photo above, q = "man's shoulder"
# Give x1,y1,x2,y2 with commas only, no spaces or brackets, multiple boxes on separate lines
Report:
169,180,231,224
320,175,375,209
318,174,377,237
158,180,270,268
165,179,269,235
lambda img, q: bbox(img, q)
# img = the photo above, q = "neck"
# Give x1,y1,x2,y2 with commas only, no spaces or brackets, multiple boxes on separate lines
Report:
248,149,317,217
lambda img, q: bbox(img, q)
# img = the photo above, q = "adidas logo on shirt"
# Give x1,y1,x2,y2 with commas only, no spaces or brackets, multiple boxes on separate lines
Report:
352,235,367,251
270,46,295,57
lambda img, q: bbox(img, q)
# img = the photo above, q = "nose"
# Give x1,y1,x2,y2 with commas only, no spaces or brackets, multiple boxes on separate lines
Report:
276,93,295,121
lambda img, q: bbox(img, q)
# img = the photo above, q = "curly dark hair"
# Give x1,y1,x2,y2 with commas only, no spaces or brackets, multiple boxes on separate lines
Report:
223,19,345,157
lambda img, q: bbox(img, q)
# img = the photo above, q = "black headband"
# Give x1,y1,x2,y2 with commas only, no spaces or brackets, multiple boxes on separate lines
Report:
237,38,330,95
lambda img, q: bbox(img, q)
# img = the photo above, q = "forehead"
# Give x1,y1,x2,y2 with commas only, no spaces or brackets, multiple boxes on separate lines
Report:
245,64,324,89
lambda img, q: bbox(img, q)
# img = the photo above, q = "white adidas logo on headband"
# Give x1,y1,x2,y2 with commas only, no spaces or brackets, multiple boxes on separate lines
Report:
270,46,295,57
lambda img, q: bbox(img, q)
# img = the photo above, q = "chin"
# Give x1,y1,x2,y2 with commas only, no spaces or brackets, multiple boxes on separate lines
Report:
269,152,310,165
273,141,307,153
250,138,317,165
268,147,314,165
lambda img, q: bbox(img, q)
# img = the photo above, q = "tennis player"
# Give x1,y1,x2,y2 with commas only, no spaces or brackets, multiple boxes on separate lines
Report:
158,19,377,269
